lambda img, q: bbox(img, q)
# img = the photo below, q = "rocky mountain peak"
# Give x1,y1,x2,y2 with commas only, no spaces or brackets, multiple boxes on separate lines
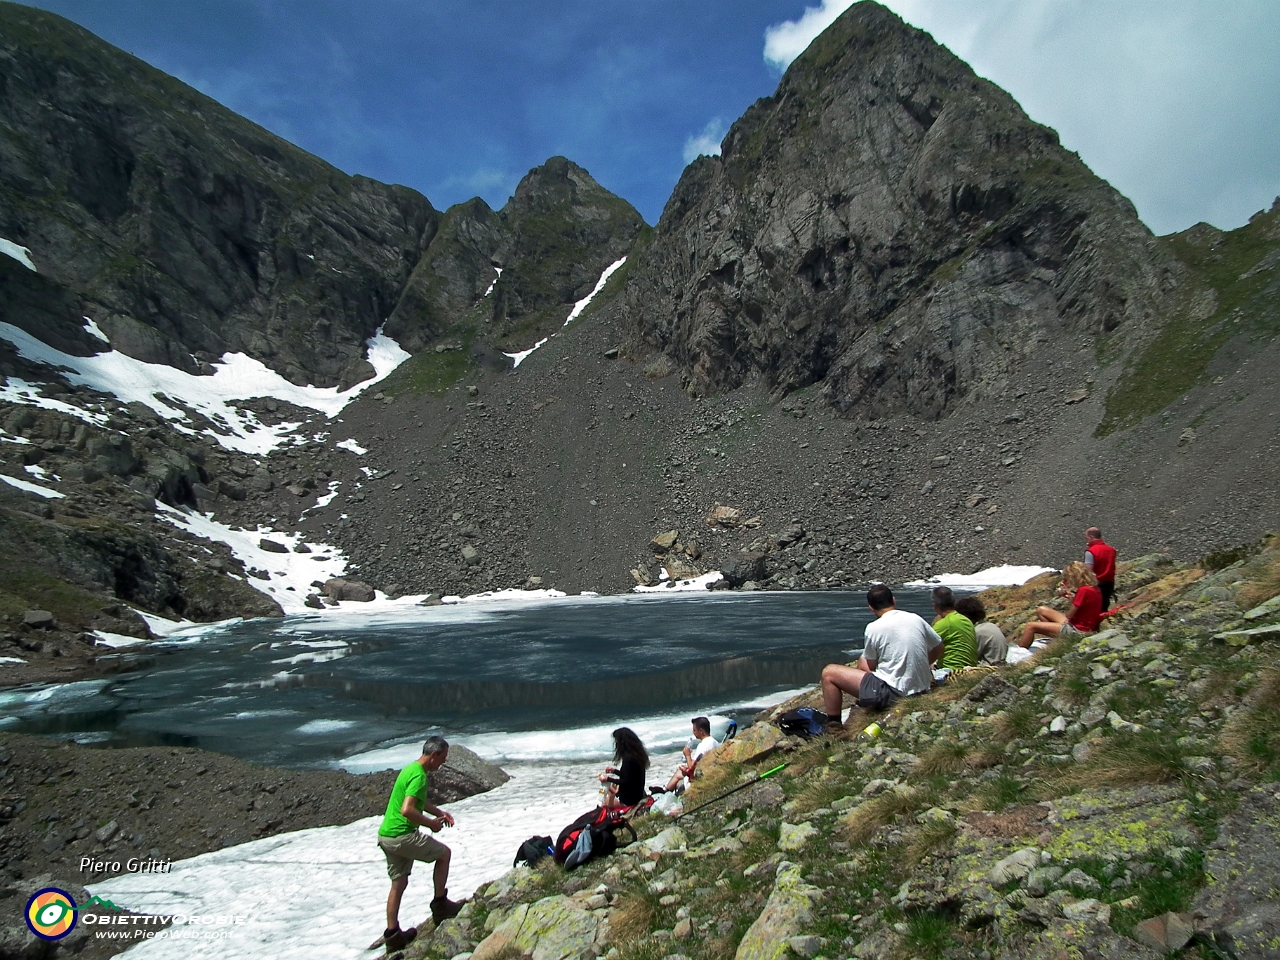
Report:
623,0,1175,418
507,156,614,218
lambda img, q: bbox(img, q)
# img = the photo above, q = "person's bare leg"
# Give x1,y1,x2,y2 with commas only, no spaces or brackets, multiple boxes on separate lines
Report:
1036,606,1067,623
432,848,451,899
821,663,865,718
1019,621,1062,648
386,875,408,931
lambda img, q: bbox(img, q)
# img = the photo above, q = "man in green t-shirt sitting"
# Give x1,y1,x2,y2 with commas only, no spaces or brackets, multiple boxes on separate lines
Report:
377,736,463,952
931,586,978,671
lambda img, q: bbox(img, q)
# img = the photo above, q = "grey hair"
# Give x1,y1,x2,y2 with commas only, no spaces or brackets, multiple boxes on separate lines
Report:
422,735,449,757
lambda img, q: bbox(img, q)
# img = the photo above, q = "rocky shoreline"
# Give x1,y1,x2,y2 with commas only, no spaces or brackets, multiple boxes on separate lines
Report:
0,737,507,959
382,539,1280,960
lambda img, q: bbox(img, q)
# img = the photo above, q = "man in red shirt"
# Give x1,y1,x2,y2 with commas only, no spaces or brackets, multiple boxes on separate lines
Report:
1084,527,1117,609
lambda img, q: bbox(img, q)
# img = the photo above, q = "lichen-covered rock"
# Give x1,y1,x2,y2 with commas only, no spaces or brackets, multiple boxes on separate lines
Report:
700,723,784,768
1043,786,1195,863
421,916,477,958
470,895,608,960
988,847,1040,885
735,862,822,960
997,918,1159,960
778,821,817,852
1192,783,1280,959
637,826,688,857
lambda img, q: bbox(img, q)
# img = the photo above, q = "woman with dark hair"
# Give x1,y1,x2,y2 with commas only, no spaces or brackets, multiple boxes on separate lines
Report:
600,727,649,809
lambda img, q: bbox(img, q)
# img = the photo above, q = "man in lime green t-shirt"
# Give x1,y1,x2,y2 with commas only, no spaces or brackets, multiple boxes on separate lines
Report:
931,586,978,670
376,736,462,953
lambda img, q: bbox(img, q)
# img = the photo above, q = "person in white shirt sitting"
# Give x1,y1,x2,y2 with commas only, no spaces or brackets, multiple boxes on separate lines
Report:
662,716,719,793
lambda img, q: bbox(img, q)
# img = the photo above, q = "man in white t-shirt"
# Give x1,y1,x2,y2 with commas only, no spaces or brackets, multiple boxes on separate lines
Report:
821,585,943,729
663,716,719,793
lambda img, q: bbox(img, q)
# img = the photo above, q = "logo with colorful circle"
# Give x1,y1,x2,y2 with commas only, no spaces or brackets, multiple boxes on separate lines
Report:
25,887,78,940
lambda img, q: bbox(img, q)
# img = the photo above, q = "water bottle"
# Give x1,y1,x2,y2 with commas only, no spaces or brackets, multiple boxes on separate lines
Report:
857,721,883,742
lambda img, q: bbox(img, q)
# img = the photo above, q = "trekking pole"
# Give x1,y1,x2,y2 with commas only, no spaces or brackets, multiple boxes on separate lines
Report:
674,763,786,821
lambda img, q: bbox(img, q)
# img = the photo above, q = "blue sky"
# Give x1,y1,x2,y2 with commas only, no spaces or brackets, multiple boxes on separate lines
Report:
20,0,1280,234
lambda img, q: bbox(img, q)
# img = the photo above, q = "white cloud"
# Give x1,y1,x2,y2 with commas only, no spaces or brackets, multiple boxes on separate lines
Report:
682,118,729,165
764,0,855,70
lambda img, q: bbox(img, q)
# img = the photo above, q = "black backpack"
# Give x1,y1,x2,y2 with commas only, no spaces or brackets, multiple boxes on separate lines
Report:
513,834,554,868
553,806,637,870
777,706,828,739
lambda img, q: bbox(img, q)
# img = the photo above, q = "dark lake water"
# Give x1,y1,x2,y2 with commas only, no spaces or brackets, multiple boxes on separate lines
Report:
0,589,938,768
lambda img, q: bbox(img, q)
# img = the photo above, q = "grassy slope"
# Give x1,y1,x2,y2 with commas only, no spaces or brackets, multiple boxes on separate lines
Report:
408,536,1280,960
1098,201,1280,436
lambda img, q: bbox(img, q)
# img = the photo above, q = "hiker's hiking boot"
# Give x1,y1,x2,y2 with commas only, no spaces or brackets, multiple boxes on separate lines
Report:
825,717,847,738
430,895,465,924
383,926,417,953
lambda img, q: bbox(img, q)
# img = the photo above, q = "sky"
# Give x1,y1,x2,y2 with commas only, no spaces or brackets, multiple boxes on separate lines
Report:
17,0,1280,235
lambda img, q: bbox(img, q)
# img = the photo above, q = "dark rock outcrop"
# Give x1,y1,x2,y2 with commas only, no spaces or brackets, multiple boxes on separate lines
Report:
621,1,1176,418
0,3,436,388
385,157,645,355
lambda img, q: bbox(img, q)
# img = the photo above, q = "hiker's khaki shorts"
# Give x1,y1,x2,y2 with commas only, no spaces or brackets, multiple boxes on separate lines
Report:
378,830,447,881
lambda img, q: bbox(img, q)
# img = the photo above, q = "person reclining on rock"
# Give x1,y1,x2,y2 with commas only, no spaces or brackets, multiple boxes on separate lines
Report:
931,585,978,670
955,595,1009,665
1018,561,1103,648
660,716,720,793
821,584,943,731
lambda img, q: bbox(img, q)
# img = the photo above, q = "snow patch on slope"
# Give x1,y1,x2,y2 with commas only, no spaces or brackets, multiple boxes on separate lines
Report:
905,564,1055,588
0,473,66,499
503,257,625,368
155,503,349,615
0,321,410,454
0,237,35,271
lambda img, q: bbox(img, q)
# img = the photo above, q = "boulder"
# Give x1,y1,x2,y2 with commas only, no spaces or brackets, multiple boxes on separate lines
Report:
699,723,783,769
778,822,818,852
22,609,54,628
1213,624,1280,646
706,504,742,528
734,862,821,960
650,530,679,553
988,848,1040,885
323,578,376,602
429,917,478,958
1133,912,1195,952
461,544,482,566
258,539,289,554
471,895,608,960
663,556,703,581
775,522,804,547
721,551,768,588
637,826,688,857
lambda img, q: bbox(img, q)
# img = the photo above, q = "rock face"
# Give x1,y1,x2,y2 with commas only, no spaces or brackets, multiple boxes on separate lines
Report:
621,1,1174,416
0,6,642,391
0,3,436,389
385,157,645,355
